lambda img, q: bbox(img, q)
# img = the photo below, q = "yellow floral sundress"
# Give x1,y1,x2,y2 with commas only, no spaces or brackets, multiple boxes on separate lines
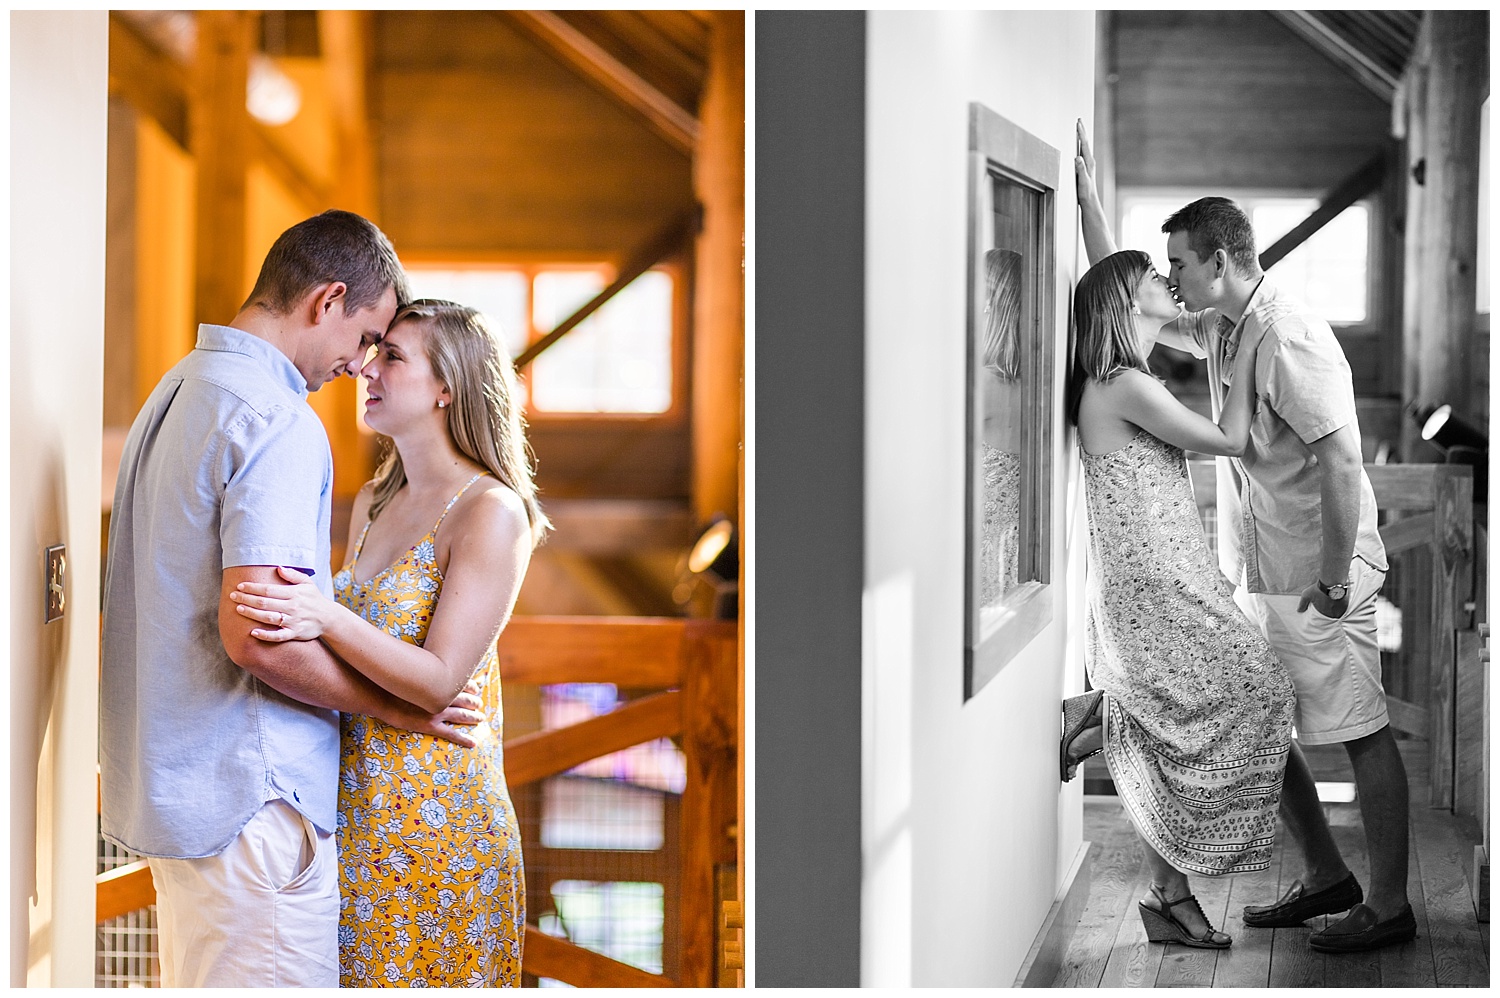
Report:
333,474,524,987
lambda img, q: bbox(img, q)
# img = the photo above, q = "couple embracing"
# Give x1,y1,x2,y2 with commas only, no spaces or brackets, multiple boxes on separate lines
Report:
101,211,544,986
1059,123,1413,955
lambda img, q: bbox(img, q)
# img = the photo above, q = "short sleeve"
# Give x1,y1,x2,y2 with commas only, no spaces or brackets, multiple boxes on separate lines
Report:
220,406,330,574
1178,308,1216,359
1259,319,1357,444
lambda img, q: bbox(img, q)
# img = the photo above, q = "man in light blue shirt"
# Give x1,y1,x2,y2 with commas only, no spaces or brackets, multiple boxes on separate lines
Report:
101,210,480,987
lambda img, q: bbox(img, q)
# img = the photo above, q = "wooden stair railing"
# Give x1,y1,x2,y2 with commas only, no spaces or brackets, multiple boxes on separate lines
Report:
95,615,738,990
1189,461,1477,809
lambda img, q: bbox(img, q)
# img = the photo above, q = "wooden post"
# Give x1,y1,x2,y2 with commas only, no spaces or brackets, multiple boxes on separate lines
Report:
1093,11,1117,225
1428,466,1475,807
1412,13,1487,443
317,9,380,500
677,620,737,987
690,11,745,530
192,11,255,325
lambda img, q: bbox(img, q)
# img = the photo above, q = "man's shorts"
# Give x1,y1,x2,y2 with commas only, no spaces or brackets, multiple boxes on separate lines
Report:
147,798,338,987
1239,557,1389,746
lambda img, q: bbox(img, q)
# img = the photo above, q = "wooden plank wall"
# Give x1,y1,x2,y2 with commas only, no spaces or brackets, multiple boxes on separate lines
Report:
1112,11,1391,190
372,10,697,502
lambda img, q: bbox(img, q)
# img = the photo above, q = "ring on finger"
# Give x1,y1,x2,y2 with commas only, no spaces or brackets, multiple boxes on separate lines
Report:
279,611,288,627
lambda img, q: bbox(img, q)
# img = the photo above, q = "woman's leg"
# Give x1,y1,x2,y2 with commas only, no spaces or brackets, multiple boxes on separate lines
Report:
1135,828,1229,943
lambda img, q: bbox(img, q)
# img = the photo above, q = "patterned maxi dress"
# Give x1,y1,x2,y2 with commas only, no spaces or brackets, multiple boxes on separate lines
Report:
334,475,525,986
1082,429,1296,875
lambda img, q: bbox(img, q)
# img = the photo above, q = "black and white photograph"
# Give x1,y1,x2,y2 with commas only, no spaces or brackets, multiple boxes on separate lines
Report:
759,8,1490,988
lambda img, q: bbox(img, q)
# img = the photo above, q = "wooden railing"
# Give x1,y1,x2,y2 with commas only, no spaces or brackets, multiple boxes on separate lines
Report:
96,615,739,989
1189,461,1480,811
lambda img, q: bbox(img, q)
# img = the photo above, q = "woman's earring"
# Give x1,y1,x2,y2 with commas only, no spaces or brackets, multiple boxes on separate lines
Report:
1132,303,1141,315
437,400,447,409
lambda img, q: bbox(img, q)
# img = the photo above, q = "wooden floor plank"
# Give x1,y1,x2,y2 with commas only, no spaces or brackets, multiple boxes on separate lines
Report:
1053,801,1146,987
1212,836,1283,986
1049,737,1485,990
1412,803,1490,987
1096,827,1168,990
1155,866,1232,986
1377,806,1438,987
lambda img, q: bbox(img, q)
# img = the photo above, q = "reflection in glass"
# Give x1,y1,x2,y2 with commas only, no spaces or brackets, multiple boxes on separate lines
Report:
978,247,1022,607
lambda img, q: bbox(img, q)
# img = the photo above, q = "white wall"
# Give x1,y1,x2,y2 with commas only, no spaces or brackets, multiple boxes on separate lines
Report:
862,11,1095,986
10,11,109,986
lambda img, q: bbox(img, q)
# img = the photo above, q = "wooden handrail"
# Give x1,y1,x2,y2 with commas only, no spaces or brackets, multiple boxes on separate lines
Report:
505,690,682,788
523,926,676,987
96,861,154,923
496,616,690,686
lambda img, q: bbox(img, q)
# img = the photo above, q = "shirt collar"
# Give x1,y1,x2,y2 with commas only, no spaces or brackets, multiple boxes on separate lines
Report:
194,323,309,399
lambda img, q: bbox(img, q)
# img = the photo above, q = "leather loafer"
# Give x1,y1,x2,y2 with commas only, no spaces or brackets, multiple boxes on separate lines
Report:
1309,902,1417,952
1242,873,1363,927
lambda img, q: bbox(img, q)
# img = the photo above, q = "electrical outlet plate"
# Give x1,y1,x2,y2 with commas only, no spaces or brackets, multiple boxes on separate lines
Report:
45,544,65,623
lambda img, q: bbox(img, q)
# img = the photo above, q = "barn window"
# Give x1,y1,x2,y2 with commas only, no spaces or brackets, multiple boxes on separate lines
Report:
395,263,679,417
1117,193,1372,327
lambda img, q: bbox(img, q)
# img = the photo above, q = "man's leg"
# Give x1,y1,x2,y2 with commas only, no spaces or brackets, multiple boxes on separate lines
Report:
1274,739,1351,891
1341,724,1410,921
148,799,337,987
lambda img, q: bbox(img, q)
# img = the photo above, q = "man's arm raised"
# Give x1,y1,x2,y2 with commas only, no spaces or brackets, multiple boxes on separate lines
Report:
219,565,480,746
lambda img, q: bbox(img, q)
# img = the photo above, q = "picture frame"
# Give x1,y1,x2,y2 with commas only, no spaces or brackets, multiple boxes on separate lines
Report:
964,102,1059,699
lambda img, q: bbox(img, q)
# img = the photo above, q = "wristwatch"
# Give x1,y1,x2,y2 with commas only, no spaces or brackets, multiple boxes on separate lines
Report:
1318,579,1350,601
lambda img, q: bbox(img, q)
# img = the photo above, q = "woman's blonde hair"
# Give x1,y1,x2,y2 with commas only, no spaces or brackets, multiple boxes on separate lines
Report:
1066,249,1153,426
369,299,550,546
983,248,1023,380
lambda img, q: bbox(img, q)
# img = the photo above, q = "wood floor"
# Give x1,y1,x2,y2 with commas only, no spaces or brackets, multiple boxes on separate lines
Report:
1050,739,1489,987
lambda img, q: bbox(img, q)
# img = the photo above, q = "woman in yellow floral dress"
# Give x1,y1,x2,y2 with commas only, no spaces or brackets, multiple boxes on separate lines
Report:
230,300,548,986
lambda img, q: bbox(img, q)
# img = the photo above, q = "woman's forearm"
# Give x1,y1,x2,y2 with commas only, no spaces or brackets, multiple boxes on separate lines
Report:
322,602,475,714
1215,346,1260,454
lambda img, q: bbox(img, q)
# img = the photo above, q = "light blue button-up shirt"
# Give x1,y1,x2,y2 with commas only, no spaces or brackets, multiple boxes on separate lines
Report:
101,324,339,858
1181,278,1387,594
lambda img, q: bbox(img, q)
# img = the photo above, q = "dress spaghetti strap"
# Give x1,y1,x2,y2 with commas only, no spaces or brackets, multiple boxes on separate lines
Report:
431,472,487,538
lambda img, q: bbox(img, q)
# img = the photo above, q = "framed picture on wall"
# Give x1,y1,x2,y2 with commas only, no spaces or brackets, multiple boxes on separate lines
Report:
964,102,1059,699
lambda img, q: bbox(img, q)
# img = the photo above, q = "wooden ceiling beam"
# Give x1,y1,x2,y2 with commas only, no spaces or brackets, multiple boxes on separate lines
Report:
499,9,700,155
1271,11,1398,103
108,12,330,213
108,15,189,147
1259,150,1385,271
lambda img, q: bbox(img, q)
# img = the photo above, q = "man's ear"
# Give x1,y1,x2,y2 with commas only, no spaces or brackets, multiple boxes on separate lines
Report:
1212,249,1229,278
308,282,349,325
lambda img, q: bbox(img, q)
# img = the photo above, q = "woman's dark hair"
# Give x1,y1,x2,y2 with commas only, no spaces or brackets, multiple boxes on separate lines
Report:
1065,249,1154,426
241,209,412,316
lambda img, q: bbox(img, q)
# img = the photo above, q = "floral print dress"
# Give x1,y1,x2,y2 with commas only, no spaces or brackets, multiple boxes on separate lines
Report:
334,474,524,986
1082,429,1296,876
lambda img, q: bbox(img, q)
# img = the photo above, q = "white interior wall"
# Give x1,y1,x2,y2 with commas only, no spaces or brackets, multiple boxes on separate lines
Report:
10,11,110,986
862,11,1095,986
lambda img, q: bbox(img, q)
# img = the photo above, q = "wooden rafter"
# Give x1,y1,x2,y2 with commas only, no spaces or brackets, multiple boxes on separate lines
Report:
1271,11,1399,103
1259,151,1385,271
498,10,700,155
513,210,699,370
